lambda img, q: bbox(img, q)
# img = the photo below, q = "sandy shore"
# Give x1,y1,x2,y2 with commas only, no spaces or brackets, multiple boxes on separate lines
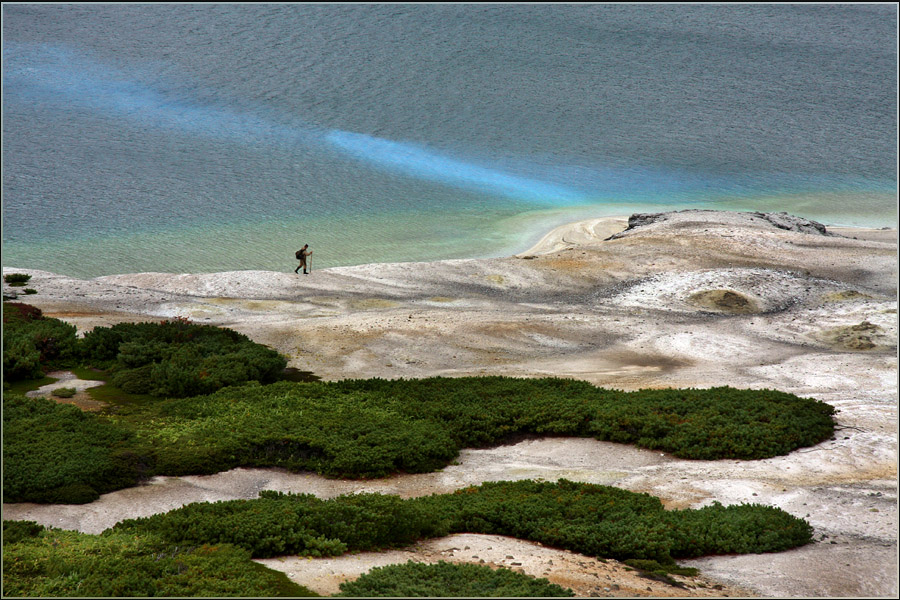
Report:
3,209,897,597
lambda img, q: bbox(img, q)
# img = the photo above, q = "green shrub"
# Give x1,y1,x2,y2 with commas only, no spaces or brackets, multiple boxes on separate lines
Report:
4,273,32,286
3,520,46,544
335,560,574,597
80,319,288,397
113,480,813,569
418,479,676,563
51,387,77,398
115,490,448,559
662,501,814,557
6,376,837,502
586,387,837,460
133,381,458,478
325,377,835,460
124,378,833,483
1,527,315,597
2,336,43,381
2,394,147,504
2,303,79,381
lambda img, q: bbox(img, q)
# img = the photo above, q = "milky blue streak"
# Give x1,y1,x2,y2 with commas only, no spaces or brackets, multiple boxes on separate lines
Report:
3,42,587,205
325,131,586,203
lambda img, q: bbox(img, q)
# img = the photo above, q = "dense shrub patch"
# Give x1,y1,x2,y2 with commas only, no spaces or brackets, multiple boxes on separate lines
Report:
115,490,447,558
419,480,813,563
2,303,79,381
3,309,288,396
330,377,837,460
1,523,314,597
124,377,835,481
130,381,458,478
334,560,575,597
3,376,836,503
79,319,287,397
114,480,814,568
2,394,144,504
4,273,32,286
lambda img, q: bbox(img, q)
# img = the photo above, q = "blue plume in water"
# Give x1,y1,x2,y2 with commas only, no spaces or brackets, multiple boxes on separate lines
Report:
3,42,587,204
325,130,586,203
2,44,317,145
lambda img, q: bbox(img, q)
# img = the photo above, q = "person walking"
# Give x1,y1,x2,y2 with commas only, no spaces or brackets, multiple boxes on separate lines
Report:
294,244,312,275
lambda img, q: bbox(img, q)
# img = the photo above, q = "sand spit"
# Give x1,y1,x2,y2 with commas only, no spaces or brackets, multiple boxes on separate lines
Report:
3,210,897,597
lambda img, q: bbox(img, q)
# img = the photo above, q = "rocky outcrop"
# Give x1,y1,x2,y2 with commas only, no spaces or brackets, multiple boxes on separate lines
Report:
607,209,833,240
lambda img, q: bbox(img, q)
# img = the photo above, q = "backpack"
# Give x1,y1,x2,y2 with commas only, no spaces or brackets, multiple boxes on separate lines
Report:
295,249,303,260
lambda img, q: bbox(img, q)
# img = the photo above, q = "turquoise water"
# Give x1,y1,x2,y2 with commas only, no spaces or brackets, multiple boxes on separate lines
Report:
3,4,896,278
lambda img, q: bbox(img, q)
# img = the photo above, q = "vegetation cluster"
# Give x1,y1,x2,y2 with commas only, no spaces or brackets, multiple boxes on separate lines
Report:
79,318,287,397
3,374,835,504
3,305,286,396
1,520,312,597
3,303,79,381
5,477,813,597
3,395,141,504
115,480,813,564
333,560,575,597
2,301,831,596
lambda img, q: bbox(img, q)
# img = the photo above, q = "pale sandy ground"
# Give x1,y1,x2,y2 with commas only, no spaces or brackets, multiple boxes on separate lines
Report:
3,209,897,598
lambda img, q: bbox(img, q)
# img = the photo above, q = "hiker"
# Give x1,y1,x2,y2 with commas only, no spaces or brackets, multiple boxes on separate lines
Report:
294,244,312,275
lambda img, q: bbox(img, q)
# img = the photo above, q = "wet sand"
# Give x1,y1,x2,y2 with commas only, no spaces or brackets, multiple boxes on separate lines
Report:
3,209,897,597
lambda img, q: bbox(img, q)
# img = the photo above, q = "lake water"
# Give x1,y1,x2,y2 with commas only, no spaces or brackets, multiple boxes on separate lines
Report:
3,4,896,278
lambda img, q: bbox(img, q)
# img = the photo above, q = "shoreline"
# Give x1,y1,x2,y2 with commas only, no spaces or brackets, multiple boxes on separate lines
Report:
4,204,896,282
3,209,897,598
5,211,896,284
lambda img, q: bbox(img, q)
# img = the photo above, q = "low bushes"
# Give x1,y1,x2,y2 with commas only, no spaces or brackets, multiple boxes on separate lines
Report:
80,319,287,397
116,490,447,559
1,521,315,597
2,310,288,397
334,561,574,597
2,303,79,381
114,480,814,568
4,273,32,286
3,376,836,503
133,381,458,478
2,394,144,504
330,377,836,460
126,377,835,481
422,480,813,563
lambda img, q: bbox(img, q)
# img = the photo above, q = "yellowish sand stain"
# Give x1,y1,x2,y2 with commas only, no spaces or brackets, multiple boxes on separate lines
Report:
822,290,873,302
350,298,400,310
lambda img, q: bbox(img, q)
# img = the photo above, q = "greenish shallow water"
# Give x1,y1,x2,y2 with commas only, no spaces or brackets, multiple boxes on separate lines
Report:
4,192,894,280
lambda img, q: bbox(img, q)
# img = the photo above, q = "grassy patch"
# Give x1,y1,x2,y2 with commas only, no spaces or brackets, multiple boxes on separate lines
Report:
1,521,316,597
